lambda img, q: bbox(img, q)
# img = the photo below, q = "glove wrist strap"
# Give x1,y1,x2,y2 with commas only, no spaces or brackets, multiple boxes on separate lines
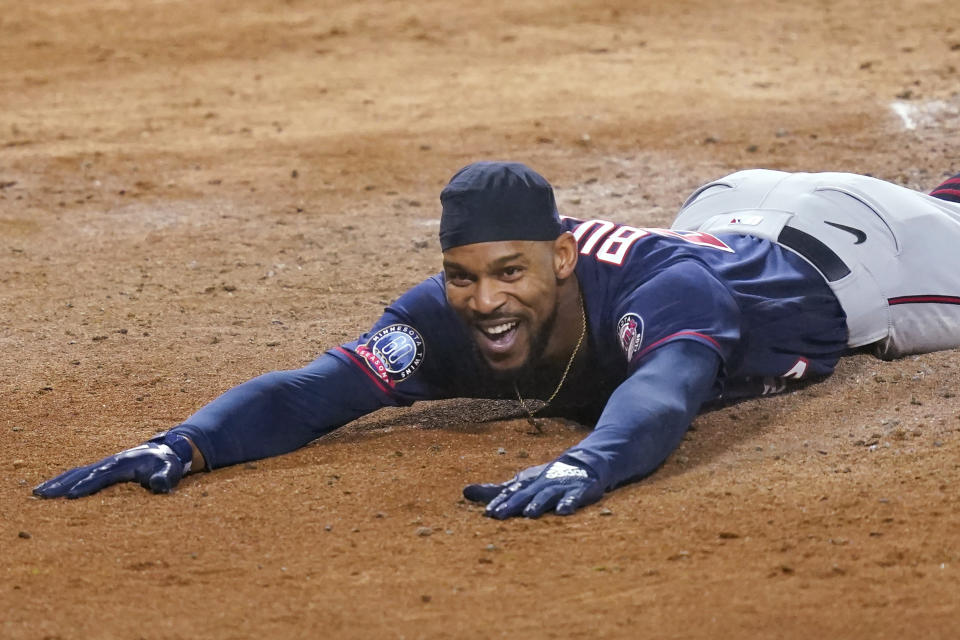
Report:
149,432,194,474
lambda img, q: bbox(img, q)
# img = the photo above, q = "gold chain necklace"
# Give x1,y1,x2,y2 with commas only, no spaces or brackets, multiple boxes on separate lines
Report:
514,293,586,433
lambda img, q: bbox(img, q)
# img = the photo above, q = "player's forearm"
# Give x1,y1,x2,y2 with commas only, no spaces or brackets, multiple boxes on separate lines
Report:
563,340,720,490
169,354,385,469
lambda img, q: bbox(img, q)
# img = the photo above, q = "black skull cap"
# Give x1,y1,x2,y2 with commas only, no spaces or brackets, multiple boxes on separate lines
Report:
439,161,563,251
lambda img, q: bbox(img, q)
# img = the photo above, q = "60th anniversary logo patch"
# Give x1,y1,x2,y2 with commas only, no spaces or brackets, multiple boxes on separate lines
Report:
355,324,425,386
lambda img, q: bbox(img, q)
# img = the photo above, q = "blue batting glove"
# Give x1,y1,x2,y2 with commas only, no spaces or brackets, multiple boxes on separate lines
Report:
33,432,194,499
463,462,548,504
464,457,603,519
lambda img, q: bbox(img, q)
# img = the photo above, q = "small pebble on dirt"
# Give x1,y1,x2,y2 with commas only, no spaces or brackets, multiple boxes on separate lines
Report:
599,508,613,516
13,460,26,469
497,447,506,455
18,531,31,539
421,594,431,603
416,527,433,537
324,525,333,532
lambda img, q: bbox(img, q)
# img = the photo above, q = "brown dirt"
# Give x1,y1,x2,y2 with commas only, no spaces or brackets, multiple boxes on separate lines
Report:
3,1,960,638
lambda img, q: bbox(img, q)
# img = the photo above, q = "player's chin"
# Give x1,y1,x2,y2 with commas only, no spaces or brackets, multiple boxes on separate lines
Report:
481,355,528,382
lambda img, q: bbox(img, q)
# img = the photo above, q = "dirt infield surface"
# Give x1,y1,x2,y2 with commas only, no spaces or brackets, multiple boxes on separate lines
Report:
3,1,960,638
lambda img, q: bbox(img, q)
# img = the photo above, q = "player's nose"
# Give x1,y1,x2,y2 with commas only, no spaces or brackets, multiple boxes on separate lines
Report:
469,277,506,315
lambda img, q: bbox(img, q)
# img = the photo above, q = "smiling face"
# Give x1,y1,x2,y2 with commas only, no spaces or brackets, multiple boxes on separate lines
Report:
442,234,578,380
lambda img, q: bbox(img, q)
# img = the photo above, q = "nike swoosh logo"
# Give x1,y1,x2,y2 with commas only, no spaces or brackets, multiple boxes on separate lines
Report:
824,221,866,244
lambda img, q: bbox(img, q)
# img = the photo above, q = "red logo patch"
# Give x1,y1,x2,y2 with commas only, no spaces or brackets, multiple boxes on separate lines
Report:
616,313,644,362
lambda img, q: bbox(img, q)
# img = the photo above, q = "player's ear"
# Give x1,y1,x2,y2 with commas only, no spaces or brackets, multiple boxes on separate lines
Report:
552,232,578,279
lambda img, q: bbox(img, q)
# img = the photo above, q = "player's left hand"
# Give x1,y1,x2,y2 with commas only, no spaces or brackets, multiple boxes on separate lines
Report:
463,457,603,519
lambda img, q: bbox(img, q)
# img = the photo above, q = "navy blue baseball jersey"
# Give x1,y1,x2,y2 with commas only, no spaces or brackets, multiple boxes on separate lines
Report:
328,217,846,405
172,216,847,486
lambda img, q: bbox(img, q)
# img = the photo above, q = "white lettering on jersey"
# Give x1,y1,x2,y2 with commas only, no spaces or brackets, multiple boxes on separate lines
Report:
782,358,809,379
572,219,617,255
596,226,648,265
760,358,810,395
569,218,734,266
762,377,787,395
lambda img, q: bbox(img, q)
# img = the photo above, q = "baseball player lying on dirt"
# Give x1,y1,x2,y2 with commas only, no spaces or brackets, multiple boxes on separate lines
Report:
35,163,960,518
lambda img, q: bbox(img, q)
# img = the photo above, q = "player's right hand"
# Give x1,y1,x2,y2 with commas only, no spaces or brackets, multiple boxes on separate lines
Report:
33,432,194,499
462,462,548,504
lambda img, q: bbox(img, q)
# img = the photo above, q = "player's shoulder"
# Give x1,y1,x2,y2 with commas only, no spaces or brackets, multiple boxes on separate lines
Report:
391,273,448,313
381,273,464,343
562,215,736,280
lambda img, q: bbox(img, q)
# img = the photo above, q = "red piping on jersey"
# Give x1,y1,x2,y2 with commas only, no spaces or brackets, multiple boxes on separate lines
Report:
334,346,394,394
636,331,721,360
931,188,960,197
888,295,960,306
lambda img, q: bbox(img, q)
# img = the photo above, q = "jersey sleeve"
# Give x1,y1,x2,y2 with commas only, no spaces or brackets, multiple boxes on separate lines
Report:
326,274,473,405
172,275,472,469
563,339,721,489
612,260,741,374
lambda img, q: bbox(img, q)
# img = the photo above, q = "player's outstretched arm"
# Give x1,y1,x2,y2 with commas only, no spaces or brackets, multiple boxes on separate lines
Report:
464,340,720,518
170,353,386,470
35,353,388,498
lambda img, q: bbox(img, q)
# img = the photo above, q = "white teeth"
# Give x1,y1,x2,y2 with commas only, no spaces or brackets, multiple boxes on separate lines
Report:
485,322,517,336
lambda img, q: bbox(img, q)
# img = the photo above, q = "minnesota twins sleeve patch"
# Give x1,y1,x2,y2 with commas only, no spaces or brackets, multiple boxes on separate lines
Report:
355,324,425,386
617,313,644,362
